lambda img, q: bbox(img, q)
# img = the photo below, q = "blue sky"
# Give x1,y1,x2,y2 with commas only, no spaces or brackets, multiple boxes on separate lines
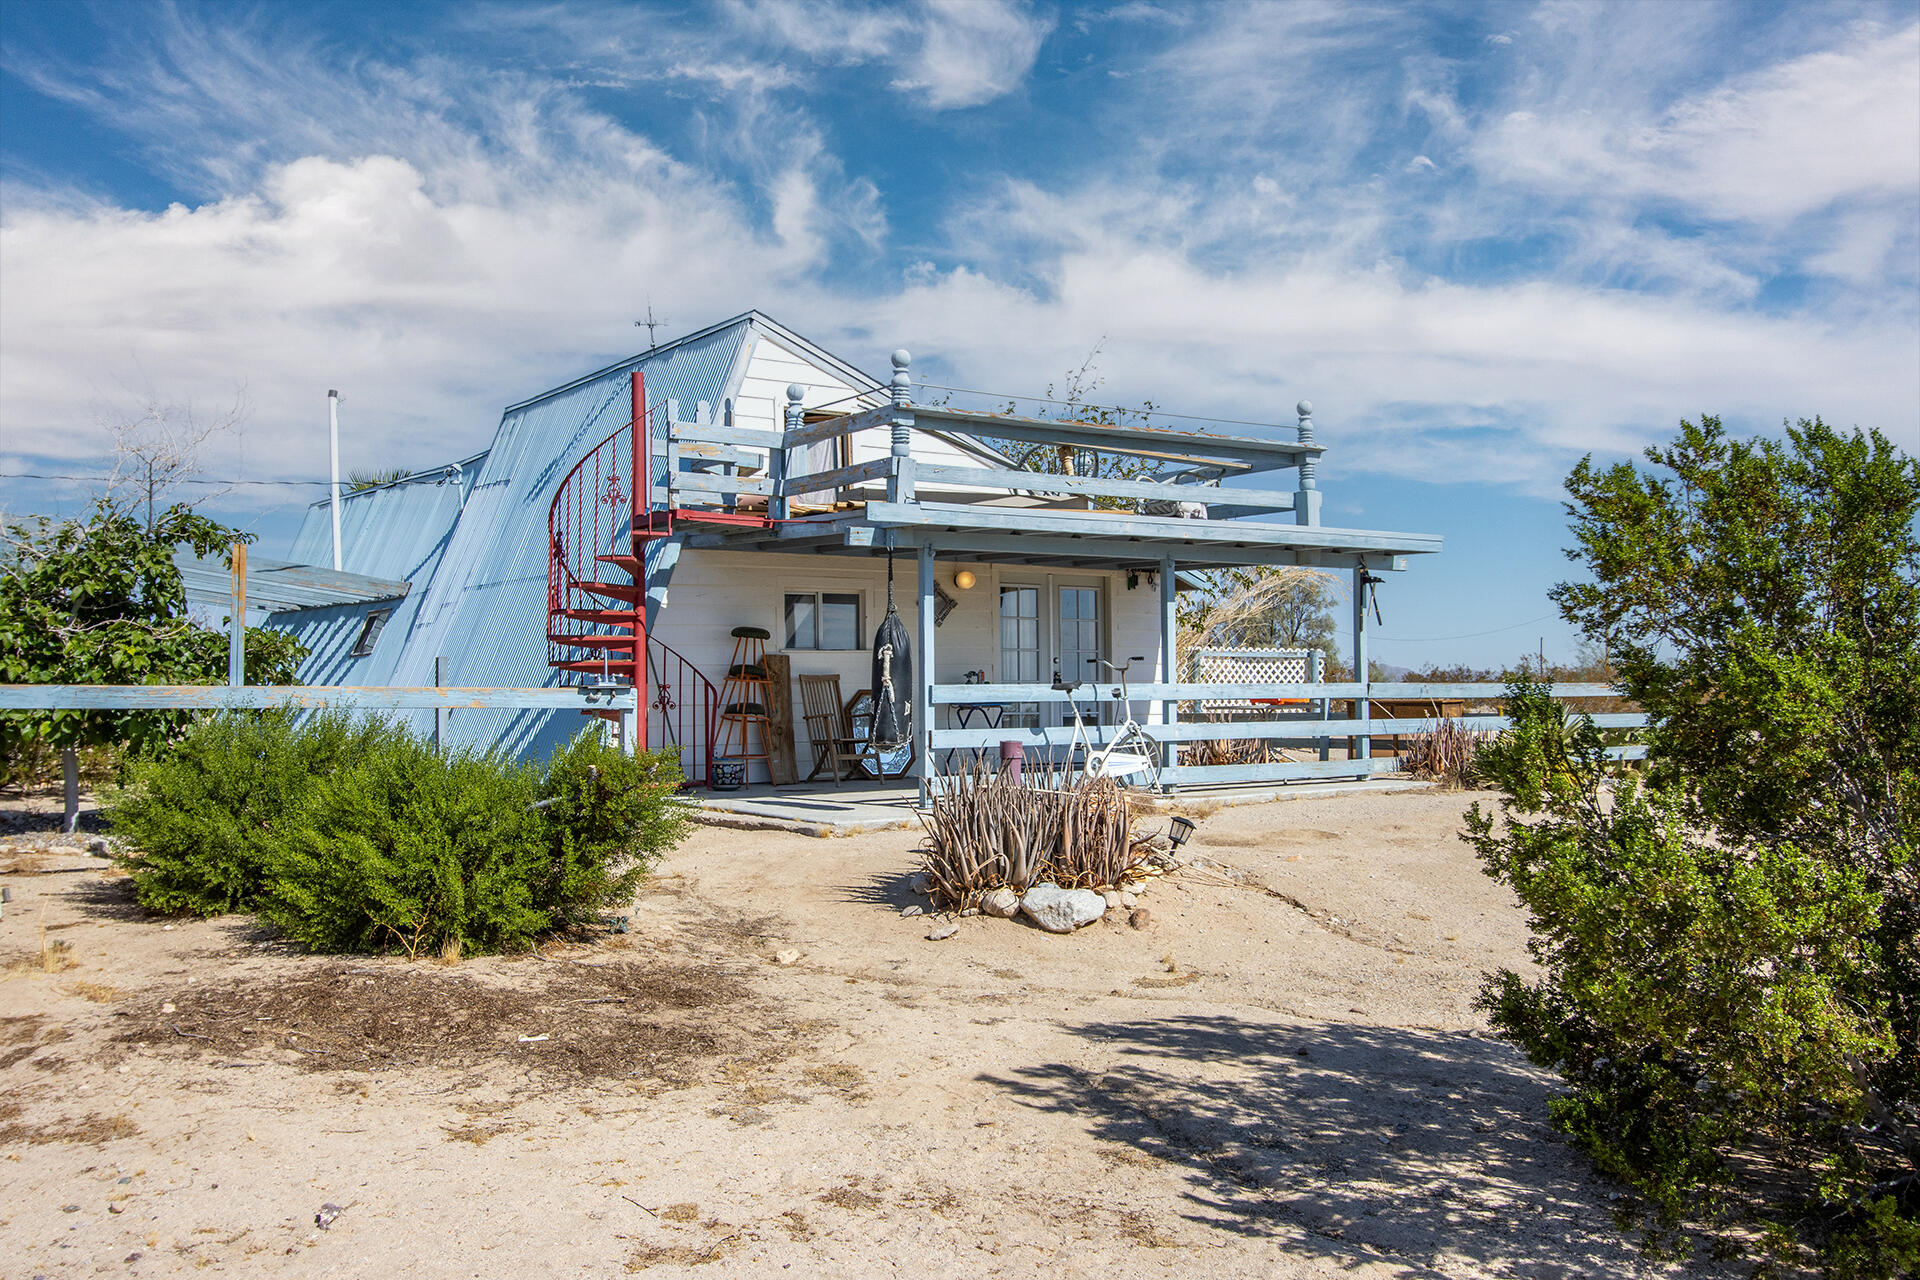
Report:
2,0,1916,669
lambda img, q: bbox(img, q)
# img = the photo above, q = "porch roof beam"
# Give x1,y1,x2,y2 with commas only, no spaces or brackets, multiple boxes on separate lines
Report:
863,501,1441,557
810,405,1316,465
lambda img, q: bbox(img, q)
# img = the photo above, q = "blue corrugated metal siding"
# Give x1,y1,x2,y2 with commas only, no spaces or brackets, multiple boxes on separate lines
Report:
297,319,755,757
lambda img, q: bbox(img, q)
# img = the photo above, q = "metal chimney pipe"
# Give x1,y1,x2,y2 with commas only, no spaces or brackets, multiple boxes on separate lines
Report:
328,389,342,571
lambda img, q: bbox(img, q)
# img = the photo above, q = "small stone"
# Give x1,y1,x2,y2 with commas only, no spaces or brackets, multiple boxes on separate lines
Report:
1120,891,1137,909
1019,883,1106,934
1128,908,1152,930
160,1002,175,1014
899,905,922,917
925,924,959,941
958,907,979,917
108,1203,124,1215
117,1065,130,1074
1101,890,1125,912
907,873,931,895
979,887,1020,919
62,1204,80,1213
774,949,800,966
87,837,110,856
315,1203,345,1230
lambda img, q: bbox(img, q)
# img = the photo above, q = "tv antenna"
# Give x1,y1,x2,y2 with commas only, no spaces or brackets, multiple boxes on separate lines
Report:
634,302,667,350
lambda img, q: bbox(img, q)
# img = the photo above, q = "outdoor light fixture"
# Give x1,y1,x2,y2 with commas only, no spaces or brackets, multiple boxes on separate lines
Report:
954,569,976,590
1168,816,1196,849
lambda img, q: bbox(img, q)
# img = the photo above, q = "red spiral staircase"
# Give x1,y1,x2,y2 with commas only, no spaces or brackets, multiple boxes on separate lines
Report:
545,371,730,786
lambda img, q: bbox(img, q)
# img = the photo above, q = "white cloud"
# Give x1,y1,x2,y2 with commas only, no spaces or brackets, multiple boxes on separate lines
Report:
1477,22,1920,224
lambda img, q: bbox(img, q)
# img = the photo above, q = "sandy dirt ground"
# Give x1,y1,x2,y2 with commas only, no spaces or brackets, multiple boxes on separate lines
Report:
0,786,1723,1279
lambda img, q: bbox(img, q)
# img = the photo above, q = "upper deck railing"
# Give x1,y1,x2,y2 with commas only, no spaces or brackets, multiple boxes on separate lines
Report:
648,348,1331,526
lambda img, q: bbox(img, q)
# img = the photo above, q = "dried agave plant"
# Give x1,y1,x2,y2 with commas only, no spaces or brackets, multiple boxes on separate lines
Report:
1401,718,1489,787
917,763,1142,911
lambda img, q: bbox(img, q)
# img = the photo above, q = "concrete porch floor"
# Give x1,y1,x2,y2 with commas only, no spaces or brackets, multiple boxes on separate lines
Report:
684,775,1437,838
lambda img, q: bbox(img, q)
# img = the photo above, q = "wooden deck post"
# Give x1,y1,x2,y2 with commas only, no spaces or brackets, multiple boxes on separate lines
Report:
1159,554,1178,788
227,541,246,686
917,542,936,804
1351,563,1371,761
888,350,916,505
1294,400,1322,527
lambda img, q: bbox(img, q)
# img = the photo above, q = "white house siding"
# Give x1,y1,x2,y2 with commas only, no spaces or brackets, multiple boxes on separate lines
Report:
732,334,993,481
651,548,1169,783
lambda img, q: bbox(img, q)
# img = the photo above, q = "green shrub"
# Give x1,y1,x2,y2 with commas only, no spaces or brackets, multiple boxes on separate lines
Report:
104,711,398,915
109,714,690,955
1475,417,1918,1276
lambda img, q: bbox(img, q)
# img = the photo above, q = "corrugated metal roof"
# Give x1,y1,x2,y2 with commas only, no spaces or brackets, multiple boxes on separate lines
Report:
263,315,762,758
175,552,408,614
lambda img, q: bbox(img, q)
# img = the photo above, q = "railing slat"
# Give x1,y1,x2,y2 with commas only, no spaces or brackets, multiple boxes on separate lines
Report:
931,681,1623,703
0,685,637,712
929,712,1647,750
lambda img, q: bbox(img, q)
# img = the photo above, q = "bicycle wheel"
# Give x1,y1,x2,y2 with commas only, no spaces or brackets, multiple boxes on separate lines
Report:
1102,729,1162,792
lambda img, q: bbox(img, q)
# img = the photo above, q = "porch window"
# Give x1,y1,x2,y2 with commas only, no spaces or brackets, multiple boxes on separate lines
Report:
785,592,862,650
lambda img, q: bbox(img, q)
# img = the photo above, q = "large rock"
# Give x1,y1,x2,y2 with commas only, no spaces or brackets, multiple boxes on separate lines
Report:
980,887,1020,919
1019,883,1107,934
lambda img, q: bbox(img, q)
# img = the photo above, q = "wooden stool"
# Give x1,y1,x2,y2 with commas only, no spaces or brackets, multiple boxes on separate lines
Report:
714,626,772,786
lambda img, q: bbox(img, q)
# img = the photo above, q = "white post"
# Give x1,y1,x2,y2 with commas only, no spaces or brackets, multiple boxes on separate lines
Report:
328,390,343,571
1309,647,1329,762
1352,564,1370,762
1159,555,1178,789
917,542,935,804
889,350,915,504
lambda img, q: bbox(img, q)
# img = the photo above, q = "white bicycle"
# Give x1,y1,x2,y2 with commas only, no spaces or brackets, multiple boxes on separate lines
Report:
1055,656,1162,790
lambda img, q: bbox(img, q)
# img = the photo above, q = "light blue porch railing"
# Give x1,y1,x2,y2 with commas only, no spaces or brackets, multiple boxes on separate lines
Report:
929,681,1647,787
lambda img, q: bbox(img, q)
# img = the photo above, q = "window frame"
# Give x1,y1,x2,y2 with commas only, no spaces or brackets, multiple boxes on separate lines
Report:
349,608,392,658
783,590,864,652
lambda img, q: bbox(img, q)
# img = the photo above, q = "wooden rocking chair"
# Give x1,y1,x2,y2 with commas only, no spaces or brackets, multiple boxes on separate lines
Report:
797,673,869,785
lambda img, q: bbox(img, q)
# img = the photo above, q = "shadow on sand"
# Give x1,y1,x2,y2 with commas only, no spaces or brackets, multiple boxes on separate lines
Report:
980,1014,1699,1278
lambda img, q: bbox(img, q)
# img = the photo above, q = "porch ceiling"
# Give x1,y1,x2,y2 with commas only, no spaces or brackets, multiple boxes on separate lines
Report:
681,500,1441,571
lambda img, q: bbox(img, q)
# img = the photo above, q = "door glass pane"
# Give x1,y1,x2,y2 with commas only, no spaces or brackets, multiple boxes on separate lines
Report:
819,593,860,649
785,594,816,650
1058,586,1102,726
999,586,1040,728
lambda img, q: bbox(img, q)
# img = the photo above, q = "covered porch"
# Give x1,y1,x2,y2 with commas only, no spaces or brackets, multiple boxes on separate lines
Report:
652,348,1444,800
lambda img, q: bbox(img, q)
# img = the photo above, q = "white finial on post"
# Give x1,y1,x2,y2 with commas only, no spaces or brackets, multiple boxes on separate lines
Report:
888,349,915,503
1294,399,1321,527
774,383,804,520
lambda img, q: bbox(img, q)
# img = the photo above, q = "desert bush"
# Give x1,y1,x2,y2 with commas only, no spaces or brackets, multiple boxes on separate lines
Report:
109,714,689,954
105,711,398,915
918,766,1138,909
1474,417,1918,1277
1401,718,1489,787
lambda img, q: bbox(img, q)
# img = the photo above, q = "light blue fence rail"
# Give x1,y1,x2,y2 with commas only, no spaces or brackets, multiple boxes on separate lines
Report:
929,681,1646,787
0,685,635,713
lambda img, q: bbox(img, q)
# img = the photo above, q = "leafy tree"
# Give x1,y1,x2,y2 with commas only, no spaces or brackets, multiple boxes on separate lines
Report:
347,467,408,491
0,502,308,770
970,340,1163,510
1177,565,1341,663
1471,417,1918,1276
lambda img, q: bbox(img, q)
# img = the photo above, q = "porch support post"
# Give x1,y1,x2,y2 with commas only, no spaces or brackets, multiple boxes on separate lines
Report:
1294,400,1322,527
1159,555,1178,789
916,541,936,803
1351,563,1371,762
888,350,916,504
1309,647,1330,761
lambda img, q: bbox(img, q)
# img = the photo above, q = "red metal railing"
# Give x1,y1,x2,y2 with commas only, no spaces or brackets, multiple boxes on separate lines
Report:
545,372,718,787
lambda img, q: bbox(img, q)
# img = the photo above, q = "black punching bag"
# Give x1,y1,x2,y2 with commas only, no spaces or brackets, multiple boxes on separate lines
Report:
869,549,913,750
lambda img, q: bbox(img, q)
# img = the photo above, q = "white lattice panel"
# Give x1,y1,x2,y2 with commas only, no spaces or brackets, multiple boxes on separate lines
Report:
1189,647,1320,718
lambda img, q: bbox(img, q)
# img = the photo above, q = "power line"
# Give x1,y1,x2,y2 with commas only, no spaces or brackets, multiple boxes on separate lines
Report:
2,472,332,487
1383,613,1558,643
915,382,1305,433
